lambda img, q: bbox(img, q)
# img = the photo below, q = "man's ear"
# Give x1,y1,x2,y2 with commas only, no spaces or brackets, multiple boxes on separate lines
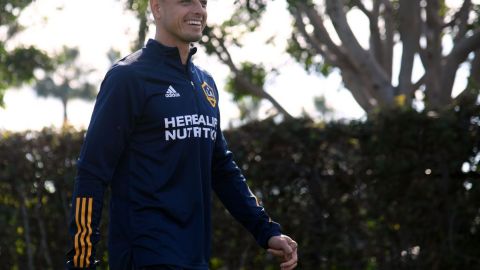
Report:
150,0,161,20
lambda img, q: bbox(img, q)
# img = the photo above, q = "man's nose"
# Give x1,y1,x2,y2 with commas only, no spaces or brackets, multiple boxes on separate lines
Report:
192,0,206,15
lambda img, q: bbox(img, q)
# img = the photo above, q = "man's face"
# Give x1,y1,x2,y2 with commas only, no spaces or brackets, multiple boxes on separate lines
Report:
155,0,208,45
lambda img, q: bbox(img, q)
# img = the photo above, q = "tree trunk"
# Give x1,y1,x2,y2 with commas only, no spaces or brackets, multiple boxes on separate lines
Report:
133,14,148,51
325,0,395,107
470,50,480,87
62,99,68,127
398,0,421,102
424,0,447,109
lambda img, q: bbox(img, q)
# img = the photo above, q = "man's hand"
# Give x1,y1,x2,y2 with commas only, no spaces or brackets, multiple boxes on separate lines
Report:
267,234,298,270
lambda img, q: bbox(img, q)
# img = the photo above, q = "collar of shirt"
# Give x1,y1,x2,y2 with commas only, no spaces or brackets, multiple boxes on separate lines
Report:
145,38,198,69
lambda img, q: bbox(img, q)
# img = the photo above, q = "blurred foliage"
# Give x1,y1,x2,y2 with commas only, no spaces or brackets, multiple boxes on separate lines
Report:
214,98,480,269
314,95,334,120
286,33,332,76
226,62,266,102
0,0,54,106
0,98,479,269
124,0,151,50
223,0,267,41
0,127,89,269
234,96,262,123
0,0,32,28
234,0,268,14
34,46,97,124
106,48,122,65
225,62,267,121
0,45,53,104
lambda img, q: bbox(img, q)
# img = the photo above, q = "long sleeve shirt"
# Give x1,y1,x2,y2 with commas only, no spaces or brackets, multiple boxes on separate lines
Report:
66,39,281,270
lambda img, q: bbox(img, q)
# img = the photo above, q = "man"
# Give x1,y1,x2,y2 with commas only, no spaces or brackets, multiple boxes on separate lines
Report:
66,0,298,269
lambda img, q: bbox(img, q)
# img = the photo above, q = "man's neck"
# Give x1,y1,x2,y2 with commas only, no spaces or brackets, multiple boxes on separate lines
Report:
154,34,190,65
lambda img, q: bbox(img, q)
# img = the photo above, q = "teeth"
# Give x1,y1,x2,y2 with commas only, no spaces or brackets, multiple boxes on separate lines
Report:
187,20,201,25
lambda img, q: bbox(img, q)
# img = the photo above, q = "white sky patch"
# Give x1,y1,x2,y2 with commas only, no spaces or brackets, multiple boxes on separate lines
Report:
1,86,63,130
347,8,371,50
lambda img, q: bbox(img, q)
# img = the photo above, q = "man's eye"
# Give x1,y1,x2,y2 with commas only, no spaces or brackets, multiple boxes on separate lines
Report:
180,0,206,7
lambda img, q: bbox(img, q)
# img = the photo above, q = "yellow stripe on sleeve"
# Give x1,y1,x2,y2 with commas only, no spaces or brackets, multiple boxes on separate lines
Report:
79,198,87,267
85,198,93,267
73,197,82,267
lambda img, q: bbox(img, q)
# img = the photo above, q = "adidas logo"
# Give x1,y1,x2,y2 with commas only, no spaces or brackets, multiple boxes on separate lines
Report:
165,85,180,98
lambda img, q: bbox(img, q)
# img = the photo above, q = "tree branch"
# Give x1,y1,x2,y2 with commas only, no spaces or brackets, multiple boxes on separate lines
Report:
368,0,385,74
380,0,393,11
424,0,445,107
209,30,294,119
352,0,373,20
325,0,367,69
209,30,239,73
454,49,480,101
293,2,378,110
448,31,480,66
452,0,472,43
398,0,421,101
381,0,394,80
325,0,394,106
341,69,376,112
441,30,480,101
297,3,353,69
418,13,430,72
292,4,352,70
291,8,330,62
470,50,480,87
413,74,426,91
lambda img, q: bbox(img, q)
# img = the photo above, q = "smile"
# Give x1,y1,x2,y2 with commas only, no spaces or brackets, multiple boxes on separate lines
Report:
186,20,202,26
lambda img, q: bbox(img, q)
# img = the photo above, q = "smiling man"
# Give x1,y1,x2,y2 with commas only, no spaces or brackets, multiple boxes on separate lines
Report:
65,0,298,269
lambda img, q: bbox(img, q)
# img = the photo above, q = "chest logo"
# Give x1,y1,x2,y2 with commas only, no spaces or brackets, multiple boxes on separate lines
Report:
201,82,216,107
165,85,181,98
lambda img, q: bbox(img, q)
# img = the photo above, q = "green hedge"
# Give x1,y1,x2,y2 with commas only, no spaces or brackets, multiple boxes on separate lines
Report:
0,101,479,269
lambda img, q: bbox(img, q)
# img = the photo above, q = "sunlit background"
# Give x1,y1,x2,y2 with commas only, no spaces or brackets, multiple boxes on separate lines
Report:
0,0,471,130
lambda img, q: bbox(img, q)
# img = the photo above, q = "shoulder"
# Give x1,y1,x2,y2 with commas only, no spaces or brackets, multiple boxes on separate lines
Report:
117,49,143,66
99,61,145,99
105,48,148,80
195,65,215,82
104,60,142,86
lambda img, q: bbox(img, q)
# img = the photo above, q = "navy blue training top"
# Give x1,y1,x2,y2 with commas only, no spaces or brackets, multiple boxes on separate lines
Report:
66,39,281,270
